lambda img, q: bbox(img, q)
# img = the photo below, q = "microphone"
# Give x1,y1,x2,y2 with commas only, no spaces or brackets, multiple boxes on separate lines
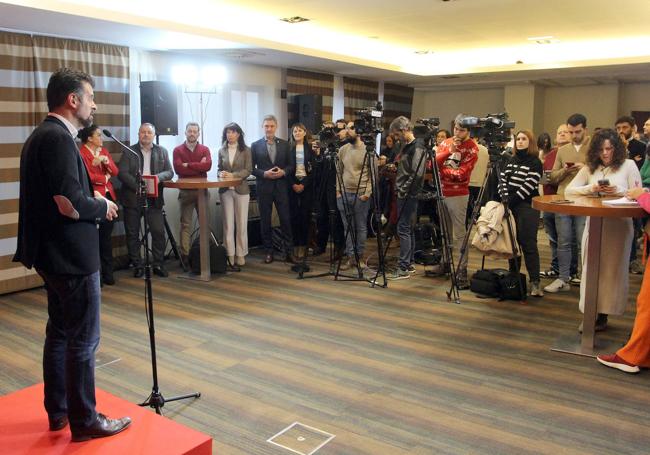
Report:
102,129,140,161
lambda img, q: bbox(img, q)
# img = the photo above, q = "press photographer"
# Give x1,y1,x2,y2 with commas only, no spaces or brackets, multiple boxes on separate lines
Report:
436,114,479,288
388,116,427,280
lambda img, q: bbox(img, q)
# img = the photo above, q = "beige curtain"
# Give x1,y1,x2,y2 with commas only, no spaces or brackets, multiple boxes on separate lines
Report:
0,31,130,295
383,83,414,130
343,77,379,120
286,69,334,128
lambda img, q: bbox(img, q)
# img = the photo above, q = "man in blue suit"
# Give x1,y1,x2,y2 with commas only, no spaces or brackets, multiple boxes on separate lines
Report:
251,114,294,263
13,68,131,442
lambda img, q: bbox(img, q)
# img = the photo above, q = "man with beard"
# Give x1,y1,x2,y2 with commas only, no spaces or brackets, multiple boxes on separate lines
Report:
119,123,174,278
13,68,131,441
546,113,590,293
172,122,212,265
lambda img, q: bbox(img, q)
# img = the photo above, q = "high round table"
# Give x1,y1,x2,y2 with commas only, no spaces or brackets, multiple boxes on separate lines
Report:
165,177,242,281
533,194,646,356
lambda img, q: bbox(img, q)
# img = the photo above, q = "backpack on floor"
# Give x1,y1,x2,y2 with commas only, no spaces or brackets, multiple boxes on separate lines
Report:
189,236,227,275
470,268,527,301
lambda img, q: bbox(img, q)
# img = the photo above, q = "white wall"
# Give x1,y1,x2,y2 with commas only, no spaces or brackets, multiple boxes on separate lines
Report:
127,49,285,242
412,87,505,131
542,84,620,134
620,82,650,117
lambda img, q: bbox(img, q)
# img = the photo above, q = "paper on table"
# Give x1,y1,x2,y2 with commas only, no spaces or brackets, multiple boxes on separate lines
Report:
602,197,639,206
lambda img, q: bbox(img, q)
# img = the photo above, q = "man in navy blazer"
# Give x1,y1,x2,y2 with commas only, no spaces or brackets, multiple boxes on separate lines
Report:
13,68,131,441
251,114,294,263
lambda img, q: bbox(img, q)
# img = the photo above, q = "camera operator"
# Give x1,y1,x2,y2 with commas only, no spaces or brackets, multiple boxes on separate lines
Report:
436,114,479,288
336,121,375,270
388,116,427,280
313,120,346,257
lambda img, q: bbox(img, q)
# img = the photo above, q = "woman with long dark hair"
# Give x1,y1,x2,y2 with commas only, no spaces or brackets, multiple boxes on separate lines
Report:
498,130,543,297
288,123,315,264
218,122,252,266
566,128,641,331
78,125,119,285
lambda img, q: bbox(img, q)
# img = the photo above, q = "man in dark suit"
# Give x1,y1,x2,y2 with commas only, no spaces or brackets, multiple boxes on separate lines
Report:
13,68,131,442
118,123,174,277
251,114,294,263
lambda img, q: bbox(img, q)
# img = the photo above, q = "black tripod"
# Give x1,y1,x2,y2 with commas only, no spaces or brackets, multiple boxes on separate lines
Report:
162,208,187,271
453,149,524,301
333,139,387,287
296,151,340,279
103,130,200,415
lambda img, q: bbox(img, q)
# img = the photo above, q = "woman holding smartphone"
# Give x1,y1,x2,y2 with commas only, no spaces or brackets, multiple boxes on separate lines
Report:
288,123,315,265
565,129,641,332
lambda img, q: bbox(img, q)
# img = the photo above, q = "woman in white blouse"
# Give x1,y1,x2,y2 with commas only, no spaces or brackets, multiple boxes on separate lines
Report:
218,122,252,266
565,128,642,332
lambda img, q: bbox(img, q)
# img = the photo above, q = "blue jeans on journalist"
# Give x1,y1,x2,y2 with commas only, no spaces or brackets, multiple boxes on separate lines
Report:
40,270,101,429
555,213,585,282
337,192,370,259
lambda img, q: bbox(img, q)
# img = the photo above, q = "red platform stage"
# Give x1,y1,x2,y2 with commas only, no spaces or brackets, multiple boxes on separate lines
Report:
0,383,212,455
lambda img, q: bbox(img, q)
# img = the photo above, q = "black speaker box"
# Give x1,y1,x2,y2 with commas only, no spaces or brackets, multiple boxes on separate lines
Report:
295,94,322,133
140,81,178,136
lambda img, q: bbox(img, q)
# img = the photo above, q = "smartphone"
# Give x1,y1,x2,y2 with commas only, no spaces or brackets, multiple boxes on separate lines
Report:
598,179,610,186
271,166,280,172
550,199,575,204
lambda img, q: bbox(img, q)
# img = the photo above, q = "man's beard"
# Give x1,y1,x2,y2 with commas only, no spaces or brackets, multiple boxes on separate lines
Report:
77,112,93,128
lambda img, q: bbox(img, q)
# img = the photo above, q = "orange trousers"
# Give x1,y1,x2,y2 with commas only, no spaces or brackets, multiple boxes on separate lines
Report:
617,258,650,367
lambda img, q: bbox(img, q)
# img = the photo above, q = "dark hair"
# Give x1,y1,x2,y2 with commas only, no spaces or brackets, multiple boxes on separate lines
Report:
514,130,539,157
437,129,451,139
78,124,100,143
537,132,552,153
335,118,346,125
47,68,94,111
567,113,587,128
221,122,247,151
289,123,312,145
615,115,635,127
586,128,626,173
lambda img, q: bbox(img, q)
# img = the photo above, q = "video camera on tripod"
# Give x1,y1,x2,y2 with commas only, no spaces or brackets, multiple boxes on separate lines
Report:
414,117,441,148
353,101,384,145
316,123,342,159
460,112,515,153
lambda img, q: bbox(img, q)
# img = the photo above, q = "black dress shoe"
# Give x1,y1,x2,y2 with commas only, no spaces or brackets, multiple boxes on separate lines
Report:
133,267,144,278
71,413,132,442
264,254,274,264
102,274,115,286
49,415,68,431
153,265,169,277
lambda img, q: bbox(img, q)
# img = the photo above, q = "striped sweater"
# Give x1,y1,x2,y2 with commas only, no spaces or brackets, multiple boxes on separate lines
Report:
498,151,543,206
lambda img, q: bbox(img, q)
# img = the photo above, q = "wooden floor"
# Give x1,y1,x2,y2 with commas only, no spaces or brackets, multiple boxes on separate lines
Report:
1,230,650,455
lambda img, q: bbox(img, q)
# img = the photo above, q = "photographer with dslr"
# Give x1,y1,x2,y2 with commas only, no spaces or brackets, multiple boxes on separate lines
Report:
436,114,478,288
336,121,374,270
388,116,427,280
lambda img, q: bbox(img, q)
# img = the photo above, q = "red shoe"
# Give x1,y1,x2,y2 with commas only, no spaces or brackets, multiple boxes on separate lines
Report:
596,354,640,374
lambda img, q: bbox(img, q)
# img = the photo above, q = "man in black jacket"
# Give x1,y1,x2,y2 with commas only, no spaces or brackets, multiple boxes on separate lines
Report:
388,116,426,280
118,123,174,277
13,68,131,441
251,114,294,263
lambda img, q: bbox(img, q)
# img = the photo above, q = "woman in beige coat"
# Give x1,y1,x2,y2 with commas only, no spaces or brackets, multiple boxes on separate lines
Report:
218,122,252,265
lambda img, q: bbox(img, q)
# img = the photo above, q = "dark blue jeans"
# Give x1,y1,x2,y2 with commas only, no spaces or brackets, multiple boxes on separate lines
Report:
397,197,418,270
39,270,100,429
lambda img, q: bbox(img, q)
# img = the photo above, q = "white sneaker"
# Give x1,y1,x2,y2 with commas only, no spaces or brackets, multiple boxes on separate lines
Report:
544,278,570,293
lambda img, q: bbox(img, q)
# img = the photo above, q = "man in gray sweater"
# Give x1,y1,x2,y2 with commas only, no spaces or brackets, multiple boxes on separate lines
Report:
336,121,375,269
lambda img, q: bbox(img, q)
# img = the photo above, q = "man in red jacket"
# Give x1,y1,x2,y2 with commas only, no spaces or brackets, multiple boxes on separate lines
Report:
436,114,478,288
172,122,212,263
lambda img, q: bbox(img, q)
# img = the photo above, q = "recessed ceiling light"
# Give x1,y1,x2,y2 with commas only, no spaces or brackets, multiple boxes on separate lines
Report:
516,60,524,64
527,35,560,44
414,50,432,55
280,16,310,24
368,36,380,40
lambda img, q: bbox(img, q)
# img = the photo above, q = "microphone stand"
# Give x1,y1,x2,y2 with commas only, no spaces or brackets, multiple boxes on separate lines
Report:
104,130,200,415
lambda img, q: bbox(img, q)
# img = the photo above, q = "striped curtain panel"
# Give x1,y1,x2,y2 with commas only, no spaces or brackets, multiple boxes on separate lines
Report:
0,31,130,295
343,77,379,121
286,69,334,127
383,83,414,130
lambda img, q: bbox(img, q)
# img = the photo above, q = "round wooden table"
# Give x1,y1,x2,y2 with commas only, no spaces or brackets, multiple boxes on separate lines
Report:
533,194,646,356
165,177,242,281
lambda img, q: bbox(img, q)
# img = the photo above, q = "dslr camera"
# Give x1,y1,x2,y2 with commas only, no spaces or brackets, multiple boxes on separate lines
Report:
414,117,440,148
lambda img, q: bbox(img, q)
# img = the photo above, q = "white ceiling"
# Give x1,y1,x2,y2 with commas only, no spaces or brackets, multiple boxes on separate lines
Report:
1,0,650,89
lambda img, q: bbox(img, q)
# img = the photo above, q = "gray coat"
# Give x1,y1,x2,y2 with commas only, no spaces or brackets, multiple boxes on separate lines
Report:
118,142,173,208
217,143,252,194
